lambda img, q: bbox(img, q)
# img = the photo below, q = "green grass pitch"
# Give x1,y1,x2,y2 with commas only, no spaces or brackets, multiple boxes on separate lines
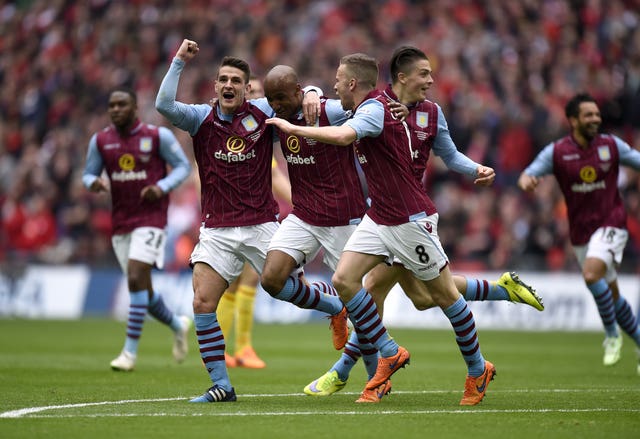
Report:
1,318,639,438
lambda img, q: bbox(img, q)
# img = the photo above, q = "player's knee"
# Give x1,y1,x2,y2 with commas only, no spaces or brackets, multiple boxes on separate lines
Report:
260,270,286,296
363,274,376,291
582,269,602,285
127,273,146,292
331,271,350,294
411,296,435,311
192,294,213,314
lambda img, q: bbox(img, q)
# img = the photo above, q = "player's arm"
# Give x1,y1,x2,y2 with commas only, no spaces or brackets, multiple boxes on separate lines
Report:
266,118,357,146
271,161,292,206
301,86,323,125
614,135,640,170
388,100,409,121
266,98,383,145
142,127,193,202
155,39,210,136
431,105,495,186
82,134,108,193
517,143,554,192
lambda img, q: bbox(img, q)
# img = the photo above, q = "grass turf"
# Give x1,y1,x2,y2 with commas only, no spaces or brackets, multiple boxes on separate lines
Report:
0,318,639,438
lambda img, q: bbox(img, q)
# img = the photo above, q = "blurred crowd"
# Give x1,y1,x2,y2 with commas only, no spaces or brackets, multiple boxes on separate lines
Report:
1,0,640,274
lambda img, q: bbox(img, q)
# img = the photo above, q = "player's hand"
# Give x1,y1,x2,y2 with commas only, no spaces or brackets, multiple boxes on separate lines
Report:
473,165,495,187
89,178,109,193
266,117,295,133
140,185,164,202
389,101,409,121
517,173,539,192
302,90,320,126
176,39,199,62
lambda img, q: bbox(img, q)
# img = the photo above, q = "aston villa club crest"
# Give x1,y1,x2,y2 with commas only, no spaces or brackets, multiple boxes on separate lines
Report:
597,145,611,161
241,115,258,132
416,111,429,128
139,137,152,152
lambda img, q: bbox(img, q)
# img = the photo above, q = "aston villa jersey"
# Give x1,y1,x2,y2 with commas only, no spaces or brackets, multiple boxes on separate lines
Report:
347,89,437,225
192,101,278,227
273,99,366,226
96,121,168,234
551,134,626,245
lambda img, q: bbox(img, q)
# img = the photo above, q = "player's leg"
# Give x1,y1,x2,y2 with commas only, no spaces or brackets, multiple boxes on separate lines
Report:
584,257,622,365
217,276,239,367
233,264,265,368
334,216,411,390
395,266,436,310
576,228,626,366
597,229,639,372
457,272,544,311
109,257,152,371
304,262,401,396
110,230,159,371
422,267,496,405
189,227,245,403
333,249,409,400
261,215,347,349
610,279,640,373
124,227,192,364
383,214,493,405
189,262,237,403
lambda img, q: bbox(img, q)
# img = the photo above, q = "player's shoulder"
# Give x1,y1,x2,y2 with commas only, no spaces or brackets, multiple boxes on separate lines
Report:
139,122,161,133
416,98,436,106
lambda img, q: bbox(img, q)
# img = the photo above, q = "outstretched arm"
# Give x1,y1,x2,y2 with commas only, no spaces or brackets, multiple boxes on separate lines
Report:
517,142,555,192
155,39,209,135
266,117,357,146
473,166,496,187
431,105,494,185
517,173,540,192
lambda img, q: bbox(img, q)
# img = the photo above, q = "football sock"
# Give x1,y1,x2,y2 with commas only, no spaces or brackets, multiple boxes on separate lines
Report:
123,289,148,355
331,331,361,381
311,281,339,297
355,330,379,379
148,291,182,332
194,312,232,392
443,296,485,377
235,284,257,351
344,288,397,358
464,277,509,301
615,296,640,346
587,279,619,337
216,290,236,344
275,276,343,315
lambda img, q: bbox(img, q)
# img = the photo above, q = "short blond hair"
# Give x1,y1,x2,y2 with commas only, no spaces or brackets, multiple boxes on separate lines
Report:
340,53,378,88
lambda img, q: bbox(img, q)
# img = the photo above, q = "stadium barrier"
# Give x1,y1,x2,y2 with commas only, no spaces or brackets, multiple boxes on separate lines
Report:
1,265,638,331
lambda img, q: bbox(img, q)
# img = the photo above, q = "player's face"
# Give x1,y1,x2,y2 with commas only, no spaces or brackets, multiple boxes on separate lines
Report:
108,91,136,129
575,102,601,140
264,82,302,119
402,59,433,104
248,79,264,99
215,66,249,114
334,64,355,111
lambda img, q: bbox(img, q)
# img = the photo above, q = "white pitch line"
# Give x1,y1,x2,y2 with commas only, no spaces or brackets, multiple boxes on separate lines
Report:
4,408,640,419
1,388,638,419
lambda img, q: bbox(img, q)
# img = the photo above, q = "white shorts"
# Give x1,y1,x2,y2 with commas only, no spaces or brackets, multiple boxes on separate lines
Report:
343,213,448,281
190,222,278,284
112,226,166,274
268,214,357,271
573,226,628,283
